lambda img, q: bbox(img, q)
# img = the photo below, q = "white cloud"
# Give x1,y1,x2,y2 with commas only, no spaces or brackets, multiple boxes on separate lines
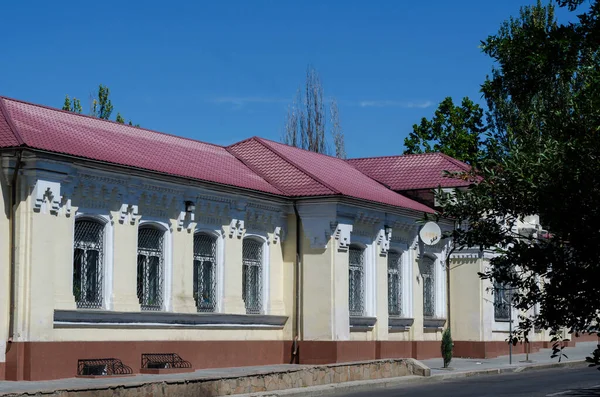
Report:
358,100,433,109
209,96,288,107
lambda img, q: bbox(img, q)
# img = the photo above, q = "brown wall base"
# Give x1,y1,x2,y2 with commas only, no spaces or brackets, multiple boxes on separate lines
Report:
7,338,583,381
3,340,294,381
572,333,599,343
452,340,579,359
298,340,441,365
2,340,439,381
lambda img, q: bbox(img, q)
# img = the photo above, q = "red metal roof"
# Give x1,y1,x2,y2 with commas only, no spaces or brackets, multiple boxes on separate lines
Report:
0,95,436,213
230,137,434,213
0,97,283,195
227,138,335,196
347,152,471,191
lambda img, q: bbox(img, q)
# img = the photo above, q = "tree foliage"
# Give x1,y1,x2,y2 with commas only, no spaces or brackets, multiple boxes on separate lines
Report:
439,0,600,347
62,84,139,126
441,327,453,368
404,96,487,165
282,66,346,158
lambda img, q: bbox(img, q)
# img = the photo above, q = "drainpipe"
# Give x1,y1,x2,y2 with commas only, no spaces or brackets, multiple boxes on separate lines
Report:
291,202,302,362
8,151,23,344
445,224,457,331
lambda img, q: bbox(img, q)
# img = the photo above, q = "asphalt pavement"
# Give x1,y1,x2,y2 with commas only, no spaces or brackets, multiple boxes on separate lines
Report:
338,366,600,397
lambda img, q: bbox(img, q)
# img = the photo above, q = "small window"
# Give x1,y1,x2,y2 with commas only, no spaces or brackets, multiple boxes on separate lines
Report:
349,245,365,316
242,238,263,314
193,233,217,312
387,250,402,316
494,282,512,321
73,219,105,309
137,225,165,311
422,256,435,318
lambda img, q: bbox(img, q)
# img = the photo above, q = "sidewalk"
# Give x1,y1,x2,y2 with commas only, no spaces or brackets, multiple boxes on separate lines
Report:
421,341,597,376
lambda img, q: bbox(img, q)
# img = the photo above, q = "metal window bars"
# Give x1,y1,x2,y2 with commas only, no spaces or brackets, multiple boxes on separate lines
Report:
137,226,164,311
422,257,435,318
494,282,513,321
242,239,263,314
349,246,365,316
77,358,133,376
141,353,192,369
73,219,104,309
387,251,402,316
193,233,217,312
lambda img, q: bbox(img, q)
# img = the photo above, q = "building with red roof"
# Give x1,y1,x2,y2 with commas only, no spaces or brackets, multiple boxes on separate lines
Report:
0,96,558,382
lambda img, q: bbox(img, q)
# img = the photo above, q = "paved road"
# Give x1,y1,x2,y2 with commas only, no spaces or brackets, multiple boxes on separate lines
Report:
340,367,600,397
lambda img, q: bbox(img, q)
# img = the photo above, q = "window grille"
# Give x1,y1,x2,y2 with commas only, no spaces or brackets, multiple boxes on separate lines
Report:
387,251,402,316
137,226,164,311
349,245,365,316
193,233,217,312
422,256,435,318
494,282,512,321
73,219,104,309
242,239,263,314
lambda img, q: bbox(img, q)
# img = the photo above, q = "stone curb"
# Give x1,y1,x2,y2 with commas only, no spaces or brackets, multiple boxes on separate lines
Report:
235,360,589,397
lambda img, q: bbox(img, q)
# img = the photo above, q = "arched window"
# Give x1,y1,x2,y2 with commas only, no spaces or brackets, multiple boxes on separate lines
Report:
73,218,105,309
194,233,217,312
242,238,263,314
137,225,165,311
387,250,402,316
349,244,365,316
422,256,435,318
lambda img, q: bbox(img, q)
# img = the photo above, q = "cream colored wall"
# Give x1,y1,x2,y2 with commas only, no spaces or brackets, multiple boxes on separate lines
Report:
0,176,10,362
450,257,483,341
374,244,388,341
301,234,336,341
12,177,292,342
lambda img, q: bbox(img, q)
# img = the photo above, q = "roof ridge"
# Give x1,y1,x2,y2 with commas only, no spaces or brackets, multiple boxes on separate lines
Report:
0,95,226,149
0,98,25,146
253,137,341,195
347,151,444,162
224,143,287,196
255,135,349,161
438,152,471,170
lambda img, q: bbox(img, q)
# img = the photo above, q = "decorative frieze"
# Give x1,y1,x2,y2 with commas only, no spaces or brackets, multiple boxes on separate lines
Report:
333,223,353,251
376,228,392,254
228,219,245,238
32,179,61,215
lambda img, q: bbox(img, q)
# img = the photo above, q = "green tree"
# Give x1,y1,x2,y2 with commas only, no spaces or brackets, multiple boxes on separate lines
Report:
441,327,453,368
403,96,487,165
62,95,82,114
62,84,138,126
90,84,113,120
438,0,600,352
282,65,346,158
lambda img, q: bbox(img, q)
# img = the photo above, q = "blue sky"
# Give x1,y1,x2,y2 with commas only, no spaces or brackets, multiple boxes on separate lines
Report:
0,0,566,158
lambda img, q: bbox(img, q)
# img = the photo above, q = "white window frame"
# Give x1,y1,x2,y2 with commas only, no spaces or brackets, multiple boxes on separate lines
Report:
138,220,173,312
388,242,412,318
420,251,446,319
348,235,376,318
193,228,224,312
72,211,114,310
242,233,270,315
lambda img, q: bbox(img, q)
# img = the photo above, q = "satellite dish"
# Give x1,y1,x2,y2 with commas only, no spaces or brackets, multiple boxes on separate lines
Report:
419,222,442,246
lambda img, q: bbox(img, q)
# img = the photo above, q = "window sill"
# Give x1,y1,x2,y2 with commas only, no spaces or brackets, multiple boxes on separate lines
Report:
423,318,446,330
54,310,288,330
388,317,414,332
349,316,377,332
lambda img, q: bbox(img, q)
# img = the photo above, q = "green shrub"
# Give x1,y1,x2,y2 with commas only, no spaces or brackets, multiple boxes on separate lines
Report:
442,327,453,368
